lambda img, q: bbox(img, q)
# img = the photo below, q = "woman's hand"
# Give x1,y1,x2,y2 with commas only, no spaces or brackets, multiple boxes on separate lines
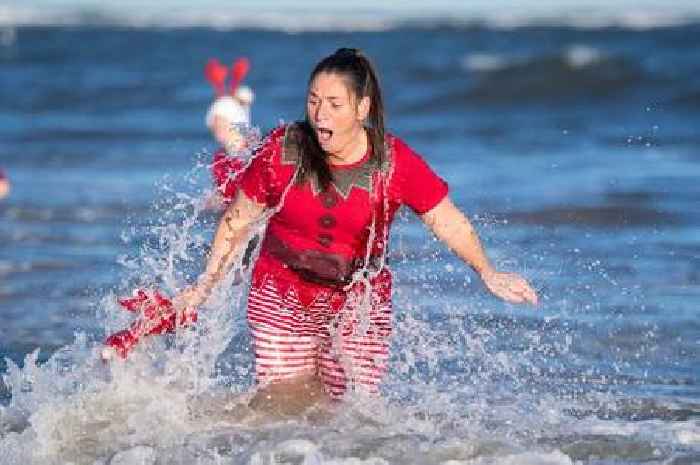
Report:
421,198,540,306
481,270,539,305
172,284,209,312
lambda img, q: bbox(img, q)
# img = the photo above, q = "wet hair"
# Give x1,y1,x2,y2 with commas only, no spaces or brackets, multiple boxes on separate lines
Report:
297,48,385,190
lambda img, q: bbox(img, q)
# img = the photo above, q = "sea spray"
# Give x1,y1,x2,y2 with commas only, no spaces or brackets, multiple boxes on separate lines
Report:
1,122,698,463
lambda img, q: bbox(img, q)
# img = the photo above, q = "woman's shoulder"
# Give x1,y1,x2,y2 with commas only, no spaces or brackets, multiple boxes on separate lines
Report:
246,122,303,176
251,123,291,160
385,132,422,164
384,131,442,182
262,123,290,146
258,122,305,152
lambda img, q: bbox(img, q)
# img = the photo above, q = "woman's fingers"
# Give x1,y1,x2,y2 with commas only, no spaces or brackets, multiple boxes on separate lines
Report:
509,278,538,305
523,284,539,305
490,273,539,306
503,287,528,304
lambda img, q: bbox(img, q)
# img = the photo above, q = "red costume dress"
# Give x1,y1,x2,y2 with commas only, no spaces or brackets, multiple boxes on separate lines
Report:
238,123,448,397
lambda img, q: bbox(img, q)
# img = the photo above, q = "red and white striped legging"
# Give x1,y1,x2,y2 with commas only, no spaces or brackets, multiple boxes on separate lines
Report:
247,274,393,399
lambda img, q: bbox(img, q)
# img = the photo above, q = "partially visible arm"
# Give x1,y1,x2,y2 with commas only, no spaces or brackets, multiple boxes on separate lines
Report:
175,190,265,308
421,196,493,277
421,197,538,305
212,115,246,153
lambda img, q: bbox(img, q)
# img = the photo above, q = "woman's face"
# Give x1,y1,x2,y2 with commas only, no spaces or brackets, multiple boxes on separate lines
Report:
307,72,369,158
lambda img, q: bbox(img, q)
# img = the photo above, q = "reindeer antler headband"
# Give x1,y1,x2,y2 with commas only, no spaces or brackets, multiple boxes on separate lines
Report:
205,57,250,97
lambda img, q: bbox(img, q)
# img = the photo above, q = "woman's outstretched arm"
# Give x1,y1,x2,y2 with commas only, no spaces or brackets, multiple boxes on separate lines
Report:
421,197,538,305
175,191,265,309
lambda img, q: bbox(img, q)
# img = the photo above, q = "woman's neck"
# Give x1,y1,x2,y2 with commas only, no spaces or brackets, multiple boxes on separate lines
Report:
327,126,367,166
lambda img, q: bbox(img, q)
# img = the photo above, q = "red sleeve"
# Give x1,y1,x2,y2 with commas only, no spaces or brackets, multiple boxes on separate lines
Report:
238,125,292,207
391,136,449,214
211,149,245,203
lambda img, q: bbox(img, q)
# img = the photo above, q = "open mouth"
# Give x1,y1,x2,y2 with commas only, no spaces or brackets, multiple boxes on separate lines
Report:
315,127,333,144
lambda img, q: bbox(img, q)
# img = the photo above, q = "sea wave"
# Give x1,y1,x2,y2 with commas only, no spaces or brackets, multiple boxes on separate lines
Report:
2,204,139,224
401,46,646,110
463,47,644,103
462,45,607,73
1,5,700,31
503,204,686,228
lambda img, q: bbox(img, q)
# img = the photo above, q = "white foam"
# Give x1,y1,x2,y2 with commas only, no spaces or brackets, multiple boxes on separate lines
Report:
461,53,508,72
565,45,603,68
446,450,574,465
575,416,700,450
1,122,698,465
676,426,700,446
321,458,390,465
109,445,157,465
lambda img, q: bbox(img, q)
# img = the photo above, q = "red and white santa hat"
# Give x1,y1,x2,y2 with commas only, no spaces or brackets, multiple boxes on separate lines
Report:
205,57,254,128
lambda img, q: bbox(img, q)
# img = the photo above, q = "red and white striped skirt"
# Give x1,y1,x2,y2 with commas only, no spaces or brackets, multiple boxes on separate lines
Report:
247,272,393,399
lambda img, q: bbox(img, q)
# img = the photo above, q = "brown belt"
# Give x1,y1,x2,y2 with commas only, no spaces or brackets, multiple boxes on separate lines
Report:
264,233,382,287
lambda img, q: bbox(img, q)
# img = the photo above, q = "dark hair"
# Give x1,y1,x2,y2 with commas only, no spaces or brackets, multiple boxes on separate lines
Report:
297,48,385,190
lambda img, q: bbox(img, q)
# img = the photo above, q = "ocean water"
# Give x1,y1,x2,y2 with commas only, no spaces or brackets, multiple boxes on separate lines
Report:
0,20,699,465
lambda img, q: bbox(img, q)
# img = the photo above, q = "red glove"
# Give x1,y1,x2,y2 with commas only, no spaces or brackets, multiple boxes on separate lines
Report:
102,289,197,360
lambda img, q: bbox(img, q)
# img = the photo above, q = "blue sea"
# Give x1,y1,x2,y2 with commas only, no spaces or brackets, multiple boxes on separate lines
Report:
1,17,699,465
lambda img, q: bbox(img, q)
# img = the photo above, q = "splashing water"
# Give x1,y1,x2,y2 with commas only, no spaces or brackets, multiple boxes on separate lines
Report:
1,125,699,465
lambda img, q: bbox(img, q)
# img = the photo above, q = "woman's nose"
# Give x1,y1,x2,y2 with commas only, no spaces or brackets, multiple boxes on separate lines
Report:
313,102,328,121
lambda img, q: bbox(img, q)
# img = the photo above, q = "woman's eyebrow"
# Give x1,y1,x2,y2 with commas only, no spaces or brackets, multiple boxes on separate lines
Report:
308,90,343,101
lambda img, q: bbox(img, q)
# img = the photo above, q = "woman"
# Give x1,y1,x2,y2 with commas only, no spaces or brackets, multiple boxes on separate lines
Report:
176,48,538,409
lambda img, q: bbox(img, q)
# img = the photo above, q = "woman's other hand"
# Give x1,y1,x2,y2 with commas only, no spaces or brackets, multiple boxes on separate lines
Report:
481,270,539,305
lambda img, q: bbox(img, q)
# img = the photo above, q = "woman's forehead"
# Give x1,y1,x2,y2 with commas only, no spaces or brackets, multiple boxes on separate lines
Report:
309,72,354,100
